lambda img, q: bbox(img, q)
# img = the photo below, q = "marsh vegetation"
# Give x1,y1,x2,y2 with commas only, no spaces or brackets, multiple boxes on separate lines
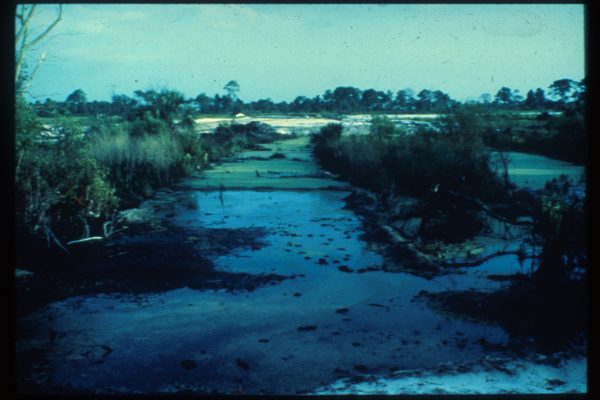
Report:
15,5,586,394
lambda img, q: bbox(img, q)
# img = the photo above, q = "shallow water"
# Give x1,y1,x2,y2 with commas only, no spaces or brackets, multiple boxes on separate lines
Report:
18,190,517,394
16,134,585,394
502,151,585,190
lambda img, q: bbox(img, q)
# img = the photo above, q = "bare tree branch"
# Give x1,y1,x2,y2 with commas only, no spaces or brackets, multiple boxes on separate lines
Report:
444,190,534,227
20,52,46,94
25,4,63,50
15,25,29,83
15,4,62,87
15,4,36,45
67,237,104,246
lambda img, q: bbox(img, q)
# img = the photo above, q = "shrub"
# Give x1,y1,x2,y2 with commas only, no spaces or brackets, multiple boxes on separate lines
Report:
203,122,282,162
89,119,184,205
16,103,119,244
311,110,509,241
533,175,586,283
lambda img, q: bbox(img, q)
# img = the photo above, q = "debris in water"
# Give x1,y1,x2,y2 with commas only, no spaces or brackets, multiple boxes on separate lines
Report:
298,325,317,331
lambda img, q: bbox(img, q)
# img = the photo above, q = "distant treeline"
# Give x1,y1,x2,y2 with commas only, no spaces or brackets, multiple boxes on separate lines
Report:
30,78,586,117
16,77,586,252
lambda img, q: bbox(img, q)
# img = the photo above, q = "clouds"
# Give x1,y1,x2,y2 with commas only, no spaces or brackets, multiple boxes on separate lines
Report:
22,4,585,103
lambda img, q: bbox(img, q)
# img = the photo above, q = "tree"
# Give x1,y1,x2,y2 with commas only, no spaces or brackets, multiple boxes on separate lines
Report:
384,90,395,110
291,96,311,112
431,90,453,111
361,89,379,111
111,94,139,119
395,89,415,111
416,89,434,111
512,90,524,106
321,89,334,111
86,100,111,116
548,79,577,104
361,89,391,111
250,98,275,112
310,95,324,112
494,87,518,108
134,89,184,121
524,88,546,110
195,93,212,113
65,89,88,114
224,80,240,102
213,93,232,113
328,87,362,113
573,78,586,107
15,4,63,95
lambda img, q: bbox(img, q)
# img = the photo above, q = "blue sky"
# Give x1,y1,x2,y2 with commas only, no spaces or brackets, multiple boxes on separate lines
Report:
19,4,585,103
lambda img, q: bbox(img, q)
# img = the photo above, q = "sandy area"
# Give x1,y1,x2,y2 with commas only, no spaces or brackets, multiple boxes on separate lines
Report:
193,114,442,135
313,353,586,394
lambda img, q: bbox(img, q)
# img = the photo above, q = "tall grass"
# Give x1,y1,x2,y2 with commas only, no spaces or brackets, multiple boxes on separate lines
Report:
88,122,185,204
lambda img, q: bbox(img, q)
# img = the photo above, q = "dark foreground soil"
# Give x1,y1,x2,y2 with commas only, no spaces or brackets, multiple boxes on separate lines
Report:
15,222,297,317
341,189,588,355
417,280,588,354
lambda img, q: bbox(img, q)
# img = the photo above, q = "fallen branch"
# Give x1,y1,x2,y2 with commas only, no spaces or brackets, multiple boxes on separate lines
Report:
381,224,410,244
445,190,534,227
382,224,537,269
381,224,441,269
440,250,523,268
67,236,104,246
45,227,69,253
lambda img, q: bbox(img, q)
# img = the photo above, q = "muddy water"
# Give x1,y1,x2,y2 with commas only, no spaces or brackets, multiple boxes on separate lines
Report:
17,136,550,394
